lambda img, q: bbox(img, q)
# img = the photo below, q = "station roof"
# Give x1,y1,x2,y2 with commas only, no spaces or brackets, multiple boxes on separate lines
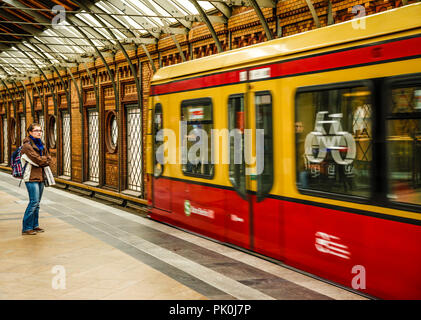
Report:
0,0,276,82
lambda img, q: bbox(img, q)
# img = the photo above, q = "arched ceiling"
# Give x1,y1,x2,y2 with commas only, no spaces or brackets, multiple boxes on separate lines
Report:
0,0,276,81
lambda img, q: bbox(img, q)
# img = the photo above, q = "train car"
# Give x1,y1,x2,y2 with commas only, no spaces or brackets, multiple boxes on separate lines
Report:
146,3,421,299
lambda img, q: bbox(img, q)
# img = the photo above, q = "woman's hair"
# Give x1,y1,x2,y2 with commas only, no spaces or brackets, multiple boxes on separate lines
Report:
27,123,42,134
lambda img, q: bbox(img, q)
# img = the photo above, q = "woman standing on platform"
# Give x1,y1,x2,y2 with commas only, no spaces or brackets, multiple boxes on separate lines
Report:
20,123,52,235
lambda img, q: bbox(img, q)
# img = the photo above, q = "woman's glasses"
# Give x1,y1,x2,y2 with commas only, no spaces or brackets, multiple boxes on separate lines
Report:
32,130,43,133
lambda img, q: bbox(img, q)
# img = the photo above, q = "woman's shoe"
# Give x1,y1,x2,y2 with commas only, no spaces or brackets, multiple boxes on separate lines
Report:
33,227,45,233
22,230,37,235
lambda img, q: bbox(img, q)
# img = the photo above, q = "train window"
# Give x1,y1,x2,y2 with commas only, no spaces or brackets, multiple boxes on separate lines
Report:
255,92,274,201
228,94,246,199
181,98,214,178
387,82,421,205
295,85,372,198
154,103,164,177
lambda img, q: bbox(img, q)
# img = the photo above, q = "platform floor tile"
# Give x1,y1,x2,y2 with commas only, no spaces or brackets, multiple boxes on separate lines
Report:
0,172,366,300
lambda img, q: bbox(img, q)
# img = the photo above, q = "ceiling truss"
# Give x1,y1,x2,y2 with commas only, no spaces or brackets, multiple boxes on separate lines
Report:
0,0,284,83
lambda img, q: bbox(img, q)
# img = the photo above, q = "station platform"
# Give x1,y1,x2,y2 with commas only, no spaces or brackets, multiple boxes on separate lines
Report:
0,171,366,300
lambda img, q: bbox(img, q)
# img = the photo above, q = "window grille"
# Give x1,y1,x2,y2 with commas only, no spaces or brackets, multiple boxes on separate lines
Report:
20,115,26,143
10,118,16,145
88,110,99,183
127,106,142,192
38,114,45,143
62,112,71,177
2,117,7,164
111,117,118,148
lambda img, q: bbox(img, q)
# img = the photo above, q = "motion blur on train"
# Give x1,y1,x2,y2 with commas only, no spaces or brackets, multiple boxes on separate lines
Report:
146,4,421,299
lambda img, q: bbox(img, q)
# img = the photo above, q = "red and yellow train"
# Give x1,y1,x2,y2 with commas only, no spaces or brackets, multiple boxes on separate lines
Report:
146,3,421,299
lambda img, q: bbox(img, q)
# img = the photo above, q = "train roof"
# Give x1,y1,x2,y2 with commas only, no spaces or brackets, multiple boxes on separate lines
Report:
151,2,421,84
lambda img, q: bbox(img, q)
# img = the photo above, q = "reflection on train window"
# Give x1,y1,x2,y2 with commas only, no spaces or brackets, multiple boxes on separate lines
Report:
387,84,421,205
154,103,163,177
181,98,214,178
228,94,246,198
255,92,273,201
295,86,372,197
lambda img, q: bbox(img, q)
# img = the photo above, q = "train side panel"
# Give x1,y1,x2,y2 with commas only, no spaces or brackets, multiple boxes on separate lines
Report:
282,200,421,299
148,10,421,299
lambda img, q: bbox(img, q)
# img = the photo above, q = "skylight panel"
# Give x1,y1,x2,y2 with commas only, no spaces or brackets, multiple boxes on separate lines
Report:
174,0,198,14
8,50,31,63
56,54,67,62
120,15,145,33
96,1,114,14
103,1,152,35
198,1,215,11
140,1,171,26
97,1,143,34
77,12,103,28
149,1,172,18
45,52,55,60
130,0,158,17
112,15,131,29
167,0,188,16
94,14,128,39
20,42,36,52
124,0,163,30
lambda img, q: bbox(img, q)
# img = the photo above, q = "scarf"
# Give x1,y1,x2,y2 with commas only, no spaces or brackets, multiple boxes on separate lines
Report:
29,135,44,156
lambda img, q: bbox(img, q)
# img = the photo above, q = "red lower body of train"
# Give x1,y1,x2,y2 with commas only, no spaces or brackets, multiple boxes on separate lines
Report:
148,176,421,299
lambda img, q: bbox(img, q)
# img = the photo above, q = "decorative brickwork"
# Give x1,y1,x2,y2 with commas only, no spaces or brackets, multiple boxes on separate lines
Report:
0,0,414,200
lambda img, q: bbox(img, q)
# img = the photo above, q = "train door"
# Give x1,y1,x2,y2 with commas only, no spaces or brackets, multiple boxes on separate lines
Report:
249,87,281,259
152,102,171,212
225,80,282,259
225,93,251,248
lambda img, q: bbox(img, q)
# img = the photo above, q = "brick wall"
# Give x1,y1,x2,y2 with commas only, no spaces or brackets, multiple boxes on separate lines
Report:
0,0,414,199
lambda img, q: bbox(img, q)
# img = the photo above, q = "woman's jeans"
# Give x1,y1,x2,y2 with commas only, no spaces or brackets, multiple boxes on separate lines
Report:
22,182,44,232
